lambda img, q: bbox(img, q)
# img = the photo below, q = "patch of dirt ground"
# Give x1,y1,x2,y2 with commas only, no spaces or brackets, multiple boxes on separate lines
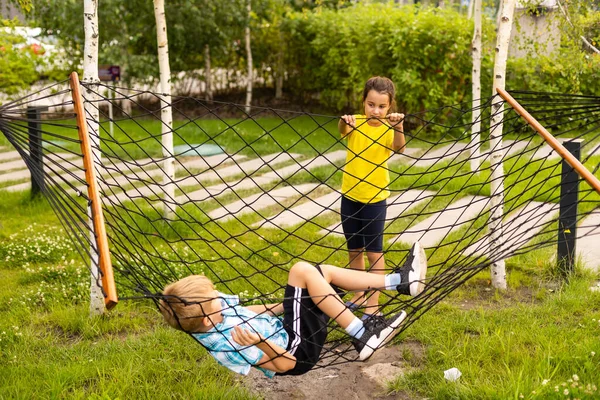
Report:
244,342,425,400
242,283,552,399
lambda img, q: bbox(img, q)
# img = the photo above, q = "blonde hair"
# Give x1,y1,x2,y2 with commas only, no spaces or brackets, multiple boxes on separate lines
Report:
159,275,216,332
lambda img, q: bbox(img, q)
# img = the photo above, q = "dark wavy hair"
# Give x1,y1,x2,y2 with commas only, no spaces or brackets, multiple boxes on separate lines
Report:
362,76,397,112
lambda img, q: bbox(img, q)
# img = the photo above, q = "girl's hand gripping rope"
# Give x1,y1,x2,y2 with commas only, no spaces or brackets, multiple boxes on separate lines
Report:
387,113,405,129
341,114,356,128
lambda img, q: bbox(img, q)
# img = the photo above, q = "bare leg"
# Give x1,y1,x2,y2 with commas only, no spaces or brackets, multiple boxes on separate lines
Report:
363,251,386,314
347,249,366,305
287,262,387,329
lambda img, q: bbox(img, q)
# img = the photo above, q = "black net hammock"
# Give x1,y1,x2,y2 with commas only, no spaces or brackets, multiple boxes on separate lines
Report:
0,73,599,374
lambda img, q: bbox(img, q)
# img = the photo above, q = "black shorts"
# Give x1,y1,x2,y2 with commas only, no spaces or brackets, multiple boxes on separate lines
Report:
340,195,387,252
277,265,330,376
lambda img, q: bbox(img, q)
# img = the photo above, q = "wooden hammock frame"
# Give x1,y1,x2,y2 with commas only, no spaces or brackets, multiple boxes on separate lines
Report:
69,71,118,309
497,87,600,196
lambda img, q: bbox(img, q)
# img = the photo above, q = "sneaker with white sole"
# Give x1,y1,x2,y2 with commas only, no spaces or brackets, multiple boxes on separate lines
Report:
395,241,428,297
352,310,408,361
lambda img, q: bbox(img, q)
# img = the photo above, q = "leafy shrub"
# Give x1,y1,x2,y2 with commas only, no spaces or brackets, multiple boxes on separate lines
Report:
507,49,600,95
282,3,600,117
0,19,41,95
284,4,495,113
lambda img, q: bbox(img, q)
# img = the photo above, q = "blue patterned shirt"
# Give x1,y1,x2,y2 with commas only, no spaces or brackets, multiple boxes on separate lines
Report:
192,292,289,378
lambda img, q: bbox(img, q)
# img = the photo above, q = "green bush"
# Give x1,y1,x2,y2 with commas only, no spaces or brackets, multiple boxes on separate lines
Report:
0,20,41,95
507,49,600,95
282,3,600,114
284,4,495,113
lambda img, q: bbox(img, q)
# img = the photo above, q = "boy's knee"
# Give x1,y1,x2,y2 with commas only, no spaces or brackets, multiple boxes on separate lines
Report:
289,261,316,278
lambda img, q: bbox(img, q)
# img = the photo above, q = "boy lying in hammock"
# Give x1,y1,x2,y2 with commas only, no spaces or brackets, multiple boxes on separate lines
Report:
159,242,427,377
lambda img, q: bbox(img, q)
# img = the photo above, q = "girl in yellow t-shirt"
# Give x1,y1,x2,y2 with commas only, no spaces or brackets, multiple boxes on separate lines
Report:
337,76,406,319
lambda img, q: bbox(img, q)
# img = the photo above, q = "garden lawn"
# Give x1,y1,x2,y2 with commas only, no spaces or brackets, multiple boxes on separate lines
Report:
0,114,599,398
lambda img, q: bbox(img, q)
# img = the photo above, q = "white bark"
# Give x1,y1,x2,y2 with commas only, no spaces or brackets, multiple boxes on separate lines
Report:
275,32,284,99
204,44,213,102
107,84,114,136
119,64,133,115
489,0,516,290
83,0,104,316
245,0,253,114
470,0,482,172
154,0,175,218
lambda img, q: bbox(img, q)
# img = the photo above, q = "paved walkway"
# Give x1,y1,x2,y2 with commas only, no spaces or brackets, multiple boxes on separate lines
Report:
389,195,489,248
255,188,341,229
4,153,245,194
577,210,600,271
176,150,346,204
586,142,600,158
0,150,22,162
407,141,469,168
462,201,560,259
0,152,81,181
209,183,319,222
99,153,249,204
1,139,598,270
318,189,436,236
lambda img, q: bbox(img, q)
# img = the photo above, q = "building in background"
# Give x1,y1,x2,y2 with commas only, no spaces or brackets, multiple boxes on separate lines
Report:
509,0,561,58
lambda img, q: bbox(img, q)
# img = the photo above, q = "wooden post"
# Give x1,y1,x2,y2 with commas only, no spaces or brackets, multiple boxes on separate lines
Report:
70,72,118,310
557,140,582,276
108,82,115,137
27,106,45,197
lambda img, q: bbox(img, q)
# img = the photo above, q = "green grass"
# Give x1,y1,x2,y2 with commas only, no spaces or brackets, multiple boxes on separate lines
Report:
1,115,600,398
390,273,600,399
0,191,258,399
1,188,599,399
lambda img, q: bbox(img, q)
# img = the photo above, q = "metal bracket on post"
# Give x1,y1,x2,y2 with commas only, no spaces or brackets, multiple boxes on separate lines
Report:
27,106,49,197
557,139,583,276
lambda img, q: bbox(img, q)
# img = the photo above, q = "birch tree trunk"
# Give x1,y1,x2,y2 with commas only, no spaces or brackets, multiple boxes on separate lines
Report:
83,0,104,316
245,0,253,114
275,35,284,99
153,0,175,218
489,0,516,290
119,63,133,115
204,44,213,102
470,0,482,173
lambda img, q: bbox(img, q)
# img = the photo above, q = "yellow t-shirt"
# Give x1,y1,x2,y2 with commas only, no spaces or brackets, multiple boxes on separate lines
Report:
342,115,394,203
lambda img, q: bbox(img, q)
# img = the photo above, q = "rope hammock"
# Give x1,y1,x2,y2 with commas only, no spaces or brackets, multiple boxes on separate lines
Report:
0,74,599,373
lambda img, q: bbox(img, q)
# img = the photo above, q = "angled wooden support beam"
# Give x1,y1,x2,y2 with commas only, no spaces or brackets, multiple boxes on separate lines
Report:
497,87,600,196
70,71,118,310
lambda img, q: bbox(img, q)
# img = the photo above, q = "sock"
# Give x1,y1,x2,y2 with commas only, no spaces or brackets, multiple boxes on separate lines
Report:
345,317,365,339
384,273,402,290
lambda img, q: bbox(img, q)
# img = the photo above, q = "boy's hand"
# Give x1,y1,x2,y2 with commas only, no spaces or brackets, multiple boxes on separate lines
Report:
387,113,405,128
232,325,263,346
341,114,356,128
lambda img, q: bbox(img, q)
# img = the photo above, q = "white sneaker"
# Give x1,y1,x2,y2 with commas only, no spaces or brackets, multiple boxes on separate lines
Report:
353,311,408,361
395,241,428,296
